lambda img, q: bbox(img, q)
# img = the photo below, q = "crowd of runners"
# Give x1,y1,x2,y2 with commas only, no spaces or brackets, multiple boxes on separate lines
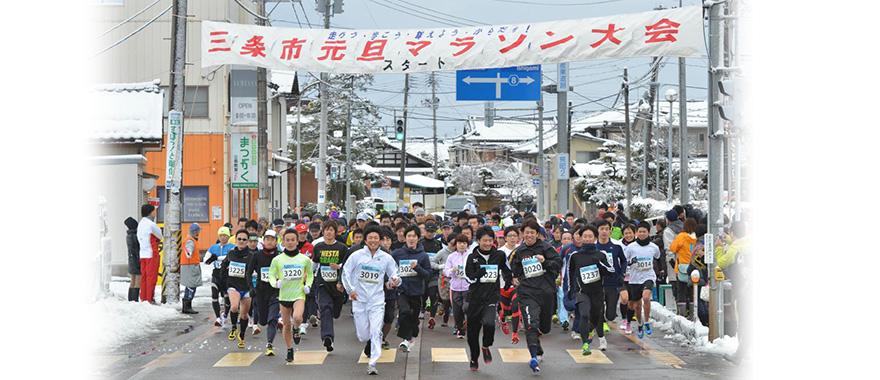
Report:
126,200,751,374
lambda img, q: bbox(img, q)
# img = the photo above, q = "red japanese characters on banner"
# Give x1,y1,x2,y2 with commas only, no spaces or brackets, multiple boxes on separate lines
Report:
202,6,703,74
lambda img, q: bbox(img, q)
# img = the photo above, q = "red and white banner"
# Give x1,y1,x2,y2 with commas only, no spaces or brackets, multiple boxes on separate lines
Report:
202,6,702,74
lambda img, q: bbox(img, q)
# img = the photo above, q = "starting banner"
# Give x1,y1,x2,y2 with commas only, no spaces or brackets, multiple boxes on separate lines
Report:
202,6,702,74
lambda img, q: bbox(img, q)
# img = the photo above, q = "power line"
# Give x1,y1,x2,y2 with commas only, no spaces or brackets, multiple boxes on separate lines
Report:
488,0,623,6
93,4,172,57
382,0,485,26
366,0,462,27
299,0,312,29
94,0,163,40
233,0,268,21
287,0,303,28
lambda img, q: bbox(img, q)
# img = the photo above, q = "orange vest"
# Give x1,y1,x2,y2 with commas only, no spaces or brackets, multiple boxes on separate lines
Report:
181,236,201,266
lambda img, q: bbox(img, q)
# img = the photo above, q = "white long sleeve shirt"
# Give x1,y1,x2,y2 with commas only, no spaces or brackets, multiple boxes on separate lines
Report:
342,246,400,309
136,217,162,259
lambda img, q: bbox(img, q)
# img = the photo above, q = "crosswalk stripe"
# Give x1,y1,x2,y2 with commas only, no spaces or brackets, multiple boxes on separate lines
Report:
358,349,397,364
608,322,686,366
287,350,329,365
565,349,613,364
497,348,532,363
213,353,261,367
431,348,469,362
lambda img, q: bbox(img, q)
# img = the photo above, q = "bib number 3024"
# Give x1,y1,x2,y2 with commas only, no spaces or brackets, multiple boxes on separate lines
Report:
522,257,545,279
358,265,381,284
399,260,417,277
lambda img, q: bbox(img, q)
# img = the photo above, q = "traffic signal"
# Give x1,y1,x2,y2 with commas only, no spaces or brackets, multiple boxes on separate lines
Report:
395,119,404,141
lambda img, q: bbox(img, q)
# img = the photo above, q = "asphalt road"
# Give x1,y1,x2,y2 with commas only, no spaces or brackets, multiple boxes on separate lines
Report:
95,297,743,380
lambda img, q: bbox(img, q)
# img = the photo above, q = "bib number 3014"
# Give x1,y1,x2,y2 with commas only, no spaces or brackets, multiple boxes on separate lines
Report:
636,257,653,271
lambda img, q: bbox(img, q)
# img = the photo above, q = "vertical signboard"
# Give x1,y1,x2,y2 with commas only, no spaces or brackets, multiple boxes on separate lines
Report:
557,62,569,92
229,68,258,126
166,110,183,191
231,132,259,188
557,153,570,180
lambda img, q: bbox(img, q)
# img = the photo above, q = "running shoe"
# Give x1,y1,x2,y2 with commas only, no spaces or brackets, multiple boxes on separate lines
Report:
266,343,275,356
419,311,425,320
364,341,371,357
511,332,520,344
570,331,580,340
324,337,334,352
537,354,543,363
293,332,301,345
309,315,319,327
469,360,479,371
452,328,458,335
367,364,378,375
645,322,652,335
237,337,245,348
529,358,540,373
582,342,592,356
598,337,607,351
299,323,308,335
214,317,222,327
441,321,448,327
603,322,610,333
456,333,465,339
399,339,412,352
552,314,559,325
428,317,436,329
286,348,294,363
621,320,628,331
228,327,237,341
501,321,510,335
253,325,261,335
482,347,492,363
624,322,632,335
381,340,390,350
277,318,283,329
637,324,644,339
562,320,570,332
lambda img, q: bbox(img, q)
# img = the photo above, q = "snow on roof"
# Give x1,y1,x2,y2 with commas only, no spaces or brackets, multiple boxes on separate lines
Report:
573,100,708,130
456,116,556,143
91,79,164,141
386,174,448,189
386,140,451,161
572,162,609,177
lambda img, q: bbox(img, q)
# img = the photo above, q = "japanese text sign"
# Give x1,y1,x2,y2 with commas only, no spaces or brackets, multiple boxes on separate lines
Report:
202,6,702,74
166,110,183,191
231,132,258,188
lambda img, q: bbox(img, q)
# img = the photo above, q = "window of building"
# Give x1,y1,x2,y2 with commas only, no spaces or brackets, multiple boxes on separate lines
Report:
576,151,599,163
162,86,209,118
699,134,705,142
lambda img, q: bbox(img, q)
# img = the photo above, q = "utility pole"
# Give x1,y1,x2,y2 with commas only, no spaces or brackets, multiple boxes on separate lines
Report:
537,96,545,221
398,74,410,211
431,72,439,178
316,0,335,214
707,0,725,341
679,0,689,205
557,63,569,215
643,57,659,198
296,98,302,215
257,0,269,218
344,75,354,220
163,0,187,304
623,68,632,215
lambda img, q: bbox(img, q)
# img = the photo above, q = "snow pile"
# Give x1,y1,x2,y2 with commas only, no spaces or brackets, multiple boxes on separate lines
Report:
650,301,738,356
90,297,183,351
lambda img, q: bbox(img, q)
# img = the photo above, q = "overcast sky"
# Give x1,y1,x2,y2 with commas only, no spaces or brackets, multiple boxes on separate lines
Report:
264,0,709,139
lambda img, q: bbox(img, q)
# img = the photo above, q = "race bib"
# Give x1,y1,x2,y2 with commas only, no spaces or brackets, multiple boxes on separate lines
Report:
228,262,246,278
320,266,338,282
399,260,417,277
214,256,226,269
358,265,381,284
282,263,304,281
260,267,270,283
523,257,545,279
636,257,653,271
480,265,498,283
455,267,467,279
603,251,614,267
427,252,437,260
579,265,600,284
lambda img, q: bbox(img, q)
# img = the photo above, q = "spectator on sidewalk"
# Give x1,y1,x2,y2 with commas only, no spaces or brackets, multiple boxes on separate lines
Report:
137,204,163,303
124,217,141,302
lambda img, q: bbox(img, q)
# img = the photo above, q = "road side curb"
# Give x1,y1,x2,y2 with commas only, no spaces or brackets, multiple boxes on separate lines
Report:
404,317,425,380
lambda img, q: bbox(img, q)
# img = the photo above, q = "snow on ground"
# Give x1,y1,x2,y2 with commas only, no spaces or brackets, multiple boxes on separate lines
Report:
650,301,738,356
99,264,217,351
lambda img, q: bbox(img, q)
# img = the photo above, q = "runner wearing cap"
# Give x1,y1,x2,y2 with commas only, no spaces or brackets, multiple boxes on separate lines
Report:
206,227,235,326
440,220,455,244
246,229,281,356
180,223,202,314
219,229,255,348
272,219,285,245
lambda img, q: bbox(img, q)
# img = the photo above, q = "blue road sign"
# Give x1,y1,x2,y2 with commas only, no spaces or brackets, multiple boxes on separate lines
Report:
532,178,540,185
456,65,541,101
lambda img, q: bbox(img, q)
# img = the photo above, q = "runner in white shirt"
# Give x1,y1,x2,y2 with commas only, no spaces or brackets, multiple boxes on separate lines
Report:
342,226,401,375
622,222,661,339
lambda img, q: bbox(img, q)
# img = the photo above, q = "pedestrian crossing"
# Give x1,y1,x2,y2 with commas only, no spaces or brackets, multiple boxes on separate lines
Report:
212,346,619,367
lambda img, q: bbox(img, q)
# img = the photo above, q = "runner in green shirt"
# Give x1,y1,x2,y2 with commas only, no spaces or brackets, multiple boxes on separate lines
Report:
269,228,315,363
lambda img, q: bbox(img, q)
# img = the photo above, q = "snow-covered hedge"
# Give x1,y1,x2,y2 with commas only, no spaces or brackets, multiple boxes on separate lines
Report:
649,301,739,357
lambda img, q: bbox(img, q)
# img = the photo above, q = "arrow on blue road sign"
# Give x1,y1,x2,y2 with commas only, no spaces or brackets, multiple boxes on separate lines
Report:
457,65,541,101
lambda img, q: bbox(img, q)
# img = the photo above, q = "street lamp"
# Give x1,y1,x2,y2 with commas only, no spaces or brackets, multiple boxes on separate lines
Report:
665,88,678,204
